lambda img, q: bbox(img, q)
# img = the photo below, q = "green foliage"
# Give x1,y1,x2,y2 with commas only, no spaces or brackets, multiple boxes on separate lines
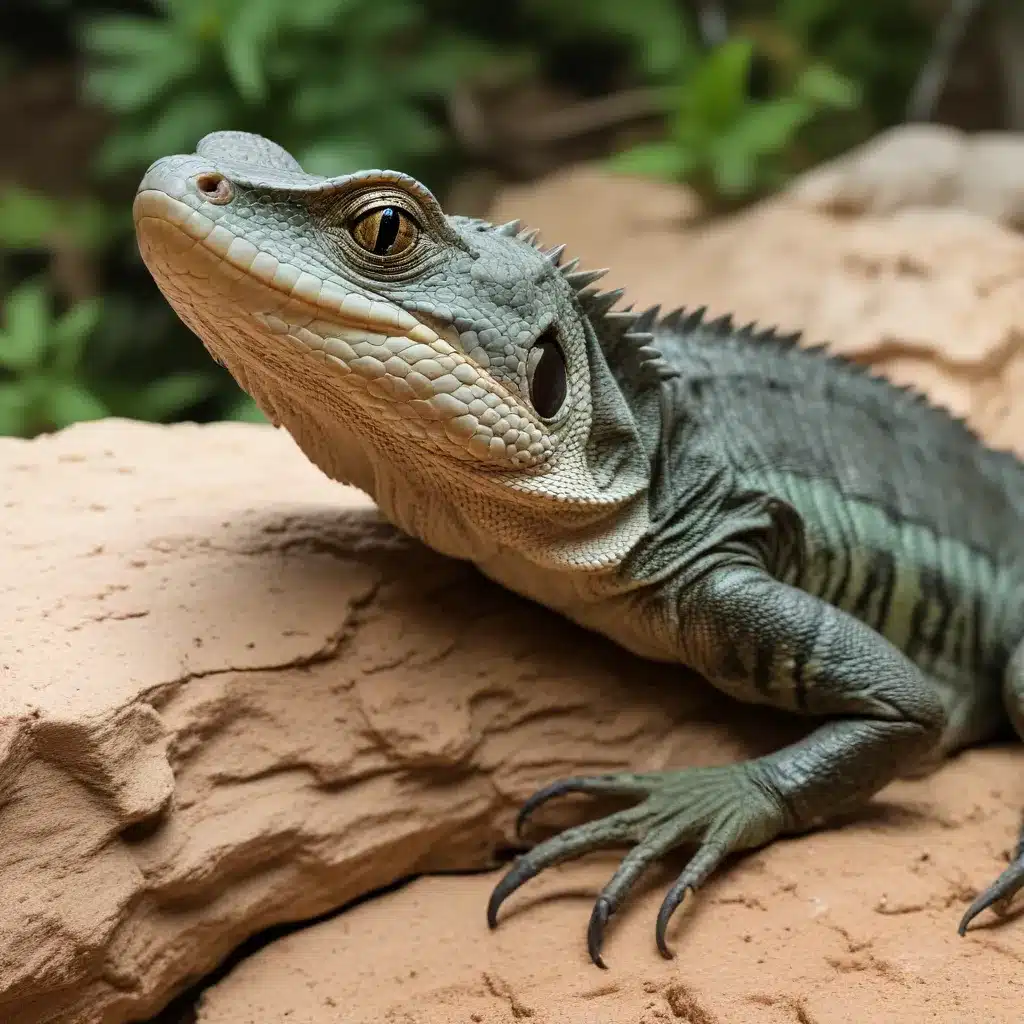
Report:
0,186,117,252
775,0,932,126
522,0,696,80
81,0,514,177
0,276,226,436
610,38,860,200
0,0,939,437
0,277,107,435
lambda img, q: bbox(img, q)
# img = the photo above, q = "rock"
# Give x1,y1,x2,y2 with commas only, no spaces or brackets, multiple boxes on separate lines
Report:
786,124,1024,230
960,134,1024,231
0,419,788,1023
196,744,1022,1024
5,143,1024,1023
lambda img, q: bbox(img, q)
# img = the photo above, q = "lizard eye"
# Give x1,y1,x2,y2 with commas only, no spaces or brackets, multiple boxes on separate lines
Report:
526,329,567,419
350,205,418,257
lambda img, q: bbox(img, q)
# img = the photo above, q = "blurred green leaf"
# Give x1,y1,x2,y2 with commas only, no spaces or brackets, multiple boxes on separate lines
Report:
343,0,420,42
290,64,388,122
133,372,219,420
608,141,700,180
85,53,203,115
45,382,109,428
683,38,754,131
709,139,758,195
612,14,881,204
0,384,30,437
0,188,112,251
1,279,50,372
298,137,391,175
0,189,60,247
95,90,236,174
83,16,175,60
795,64,861,108
282,0,364,29
726,97,814,156
226,393,268,422
526,0,695,78
396,33,515,95
221,0,281,102
52,299,104,375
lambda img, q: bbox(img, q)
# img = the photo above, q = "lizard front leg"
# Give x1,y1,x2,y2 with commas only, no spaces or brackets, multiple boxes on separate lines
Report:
487,563,947,966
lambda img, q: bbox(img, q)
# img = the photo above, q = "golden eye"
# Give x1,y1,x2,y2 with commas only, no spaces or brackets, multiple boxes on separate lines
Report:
350,205,418,257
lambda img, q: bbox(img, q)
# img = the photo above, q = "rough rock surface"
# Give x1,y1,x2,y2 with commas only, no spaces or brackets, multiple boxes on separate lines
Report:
2,136,1024,1024
785,124,1024,230
0,420,798,1024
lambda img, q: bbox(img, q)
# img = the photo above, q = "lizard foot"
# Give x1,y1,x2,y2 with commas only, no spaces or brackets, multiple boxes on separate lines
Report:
486,765,786,967
958,824,1024,936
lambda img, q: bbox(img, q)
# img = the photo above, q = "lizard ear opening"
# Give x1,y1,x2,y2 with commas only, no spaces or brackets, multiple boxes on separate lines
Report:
527,326,568,420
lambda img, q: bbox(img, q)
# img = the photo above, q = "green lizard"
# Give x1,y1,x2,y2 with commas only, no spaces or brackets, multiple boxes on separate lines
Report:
134,131,1024,968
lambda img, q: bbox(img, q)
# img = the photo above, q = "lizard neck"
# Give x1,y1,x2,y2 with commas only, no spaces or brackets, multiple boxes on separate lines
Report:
262,388,652,580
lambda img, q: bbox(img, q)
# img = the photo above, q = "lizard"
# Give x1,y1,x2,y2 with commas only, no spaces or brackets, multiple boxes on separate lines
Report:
133,130,1024,968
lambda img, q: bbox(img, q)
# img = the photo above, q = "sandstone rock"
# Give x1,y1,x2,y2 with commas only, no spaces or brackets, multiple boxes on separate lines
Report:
4,145,1024,1024
786,124,1024,230
0,420,789,1023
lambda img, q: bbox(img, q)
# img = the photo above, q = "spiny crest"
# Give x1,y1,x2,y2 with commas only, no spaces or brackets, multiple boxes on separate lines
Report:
490,215,828,394
503,220,681,391
485,219,676,390
576,287,680,388
670,306,1000,455
489,217,618,294
485,214,999,456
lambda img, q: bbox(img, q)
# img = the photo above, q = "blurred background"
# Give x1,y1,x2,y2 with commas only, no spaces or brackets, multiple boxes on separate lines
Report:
0,0,1020,439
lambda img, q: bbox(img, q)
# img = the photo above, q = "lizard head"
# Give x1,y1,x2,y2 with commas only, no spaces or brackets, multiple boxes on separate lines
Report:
134,132,661,568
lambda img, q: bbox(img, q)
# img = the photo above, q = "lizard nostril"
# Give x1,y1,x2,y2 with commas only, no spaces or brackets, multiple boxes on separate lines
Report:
195,172,234,205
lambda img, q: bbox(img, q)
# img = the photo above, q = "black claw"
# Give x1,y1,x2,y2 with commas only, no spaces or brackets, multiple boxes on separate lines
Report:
587,896,612,968
958,866,1024,936
514,777,590,838
958,850,1024,937
655,879,689,959
487,858,539,929
959,888,1002,936
958,900,985,937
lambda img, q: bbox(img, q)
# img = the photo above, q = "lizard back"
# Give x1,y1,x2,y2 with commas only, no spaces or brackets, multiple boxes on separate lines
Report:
648,316,1024,746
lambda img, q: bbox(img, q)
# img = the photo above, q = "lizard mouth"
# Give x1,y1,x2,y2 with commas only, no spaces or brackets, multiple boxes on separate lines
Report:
133,189,450,345
133,188,553,468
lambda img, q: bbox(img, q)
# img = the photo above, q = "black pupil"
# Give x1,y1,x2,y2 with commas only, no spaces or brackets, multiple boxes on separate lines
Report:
531,335,567,418
373,207,401,255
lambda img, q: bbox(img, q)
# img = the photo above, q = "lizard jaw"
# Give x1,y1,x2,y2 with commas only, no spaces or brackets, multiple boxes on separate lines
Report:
133,186,556,471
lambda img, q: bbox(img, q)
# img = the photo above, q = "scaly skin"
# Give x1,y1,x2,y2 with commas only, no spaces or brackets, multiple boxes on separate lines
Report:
134,131,1024,967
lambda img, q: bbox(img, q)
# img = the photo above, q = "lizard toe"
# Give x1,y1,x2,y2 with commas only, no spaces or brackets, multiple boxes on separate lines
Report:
490,764,788,966
513,772,658,839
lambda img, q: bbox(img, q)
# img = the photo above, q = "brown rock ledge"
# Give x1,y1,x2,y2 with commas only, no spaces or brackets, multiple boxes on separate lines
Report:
0,419,793,1023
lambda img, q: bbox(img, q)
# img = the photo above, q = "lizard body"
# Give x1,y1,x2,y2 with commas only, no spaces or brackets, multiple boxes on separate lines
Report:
134,131,1024,966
